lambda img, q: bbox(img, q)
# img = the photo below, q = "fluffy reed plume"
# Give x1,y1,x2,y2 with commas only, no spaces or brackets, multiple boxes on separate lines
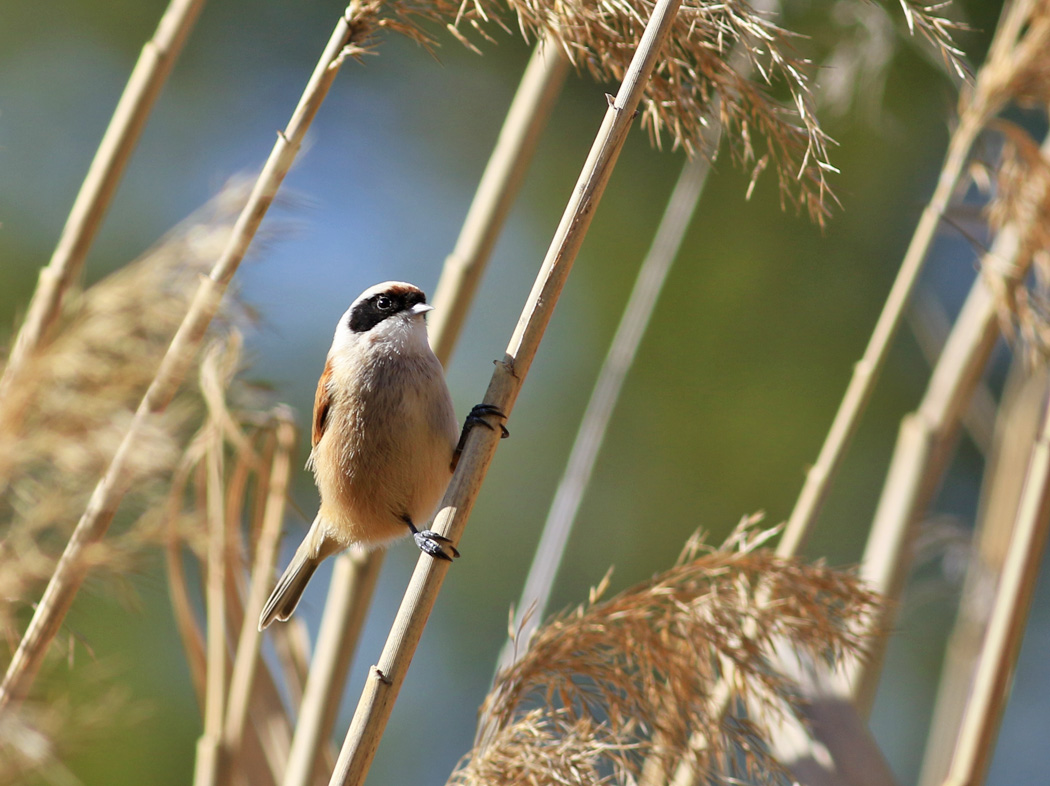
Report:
0,182,250,611
454,0,834,221
446,0,962,223
454,520,880,786
0,182,251,779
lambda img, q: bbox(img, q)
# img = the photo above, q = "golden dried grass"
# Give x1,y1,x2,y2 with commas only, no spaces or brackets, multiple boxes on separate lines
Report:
444,0,964,223
456,520,881,786
0,181,254,781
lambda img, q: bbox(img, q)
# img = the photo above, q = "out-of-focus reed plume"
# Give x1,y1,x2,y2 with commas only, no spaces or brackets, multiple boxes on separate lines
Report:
0,180,253,781
454,519,881,786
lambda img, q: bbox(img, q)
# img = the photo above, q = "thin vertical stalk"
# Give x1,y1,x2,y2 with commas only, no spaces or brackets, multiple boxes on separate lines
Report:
429,39,571,364
0,4,360,716
0,0,206,401
778,106,983,558
281,548,384,786
777,0,1041,558
328,1,683,781
494,150,714,678
193,426,227,786
165,454,208,707
224,411,297,774
918,362,1046,786
280,39,570,786
908,292,997,456
940,374,1050,786
844,128,1050,713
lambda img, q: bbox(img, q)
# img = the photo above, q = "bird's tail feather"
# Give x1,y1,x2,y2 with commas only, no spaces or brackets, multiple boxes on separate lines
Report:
258,544,321,630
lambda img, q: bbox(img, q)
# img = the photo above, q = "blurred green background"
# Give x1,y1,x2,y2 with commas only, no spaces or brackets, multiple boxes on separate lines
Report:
3,0,1049,783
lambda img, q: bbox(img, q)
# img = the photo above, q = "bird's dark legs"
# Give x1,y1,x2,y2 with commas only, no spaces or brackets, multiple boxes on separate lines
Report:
403,514,460,561
452,403,509,472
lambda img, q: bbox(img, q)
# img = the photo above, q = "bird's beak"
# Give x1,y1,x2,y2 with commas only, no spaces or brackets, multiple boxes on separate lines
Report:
410,303,434,316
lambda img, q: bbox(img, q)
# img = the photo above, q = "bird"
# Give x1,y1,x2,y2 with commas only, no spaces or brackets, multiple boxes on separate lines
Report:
258,281,506,630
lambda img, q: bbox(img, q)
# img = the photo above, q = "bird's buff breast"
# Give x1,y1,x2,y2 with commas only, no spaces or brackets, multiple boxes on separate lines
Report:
312,355,456,547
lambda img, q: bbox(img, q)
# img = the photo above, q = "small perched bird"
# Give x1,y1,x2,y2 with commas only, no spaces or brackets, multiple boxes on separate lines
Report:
259,281,505,630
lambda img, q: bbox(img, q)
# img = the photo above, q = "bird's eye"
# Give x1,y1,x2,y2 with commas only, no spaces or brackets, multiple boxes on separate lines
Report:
376,295,392,310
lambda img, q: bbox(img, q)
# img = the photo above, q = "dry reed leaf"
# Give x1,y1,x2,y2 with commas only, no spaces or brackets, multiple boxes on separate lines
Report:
458,518,880,786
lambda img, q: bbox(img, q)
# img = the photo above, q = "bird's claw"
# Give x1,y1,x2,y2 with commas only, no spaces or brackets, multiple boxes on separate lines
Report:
465,403,509,439
413,529,460,561
452,404,510,472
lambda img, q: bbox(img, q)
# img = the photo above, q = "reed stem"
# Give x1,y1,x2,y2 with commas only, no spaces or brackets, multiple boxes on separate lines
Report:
495,149,715,678
844,128,1050,713
224,411,296,772
328,0,684,780
280,39,571,785
0,0,205,401
0,3,360,718
940,373,1050,786
778,107,982,558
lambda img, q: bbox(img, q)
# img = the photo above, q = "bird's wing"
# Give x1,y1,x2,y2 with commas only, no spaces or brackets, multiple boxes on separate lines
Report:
312,359,333,449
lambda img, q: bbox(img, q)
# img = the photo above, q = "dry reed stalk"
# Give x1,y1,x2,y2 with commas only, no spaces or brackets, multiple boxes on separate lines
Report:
270,619,313,713
496,0,787,681
281,41,571,786
224,410,296,773
0,0,205,402
778,117,978,558
429,38,571,363
328,0,685,781
496,150,716,678
938,370,1050,786
0,4,361,717
918,361,1047,786
781,0,1050,562
160,333,301,786
165,456,209,707
845,121,1050,713
281,549,383,786
0,183,258,783
908,291,997,456
778,0,1046,562
192,379,230,786
165,360,296,784
453,524,880,786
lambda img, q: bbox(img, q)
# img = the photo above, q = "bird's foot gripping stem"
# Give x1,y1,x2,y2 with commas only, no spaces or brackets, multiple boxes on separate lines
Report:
452,403,509,471
404,515,460,561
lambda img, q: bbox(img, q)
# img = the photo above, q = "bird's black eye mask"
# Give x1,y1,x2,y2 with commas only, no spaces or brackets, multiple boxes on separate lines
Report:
348,287,426,333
